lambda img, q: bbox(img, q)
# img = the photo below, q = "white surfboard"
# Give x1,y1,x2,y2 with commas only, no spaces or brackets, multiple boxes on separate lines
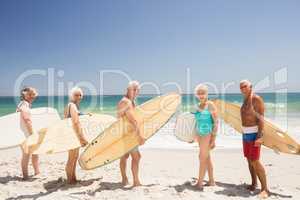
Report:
23,114,117,155
174,112,197,143
0,107,61,150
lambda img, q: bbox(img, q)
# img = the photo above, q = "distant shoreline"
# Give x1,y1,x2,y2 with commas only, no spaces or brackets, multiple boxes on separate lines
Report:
1,92,300,98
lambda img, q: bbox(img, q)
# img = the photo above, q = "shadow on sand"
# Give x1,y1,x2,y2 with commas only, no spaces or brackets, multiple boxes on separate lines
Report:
170,180,293,199
5,177,101,200
4,178,157,200
70,182,157,197
0,175,38,184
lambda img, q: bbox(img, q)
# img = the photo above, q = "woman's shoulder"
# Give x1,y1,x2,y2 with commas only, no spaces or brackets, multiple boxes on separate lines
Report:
207,100,217,111
119,97,132,107
67,102,79,111
207,100,215,106
17,100,30,111
66,102,75,107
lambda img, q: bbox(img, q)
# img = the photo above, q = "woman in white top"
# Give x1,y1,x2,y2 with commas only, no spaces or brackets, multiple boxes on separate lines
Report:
16,87,40,180
64,87,88,184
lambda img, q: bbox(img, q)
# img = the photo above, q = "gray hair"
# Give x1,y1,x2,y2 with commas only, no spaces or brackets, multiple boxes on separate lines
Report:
194,84,208,95
240,79,252,87
69,86,83,100
127,80,140,89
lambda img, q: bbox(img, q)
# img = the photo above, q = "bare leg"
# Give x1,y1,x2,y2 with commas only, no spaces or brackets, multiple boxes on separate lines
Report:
252,160,269,199
131,151,142,187
196,135,211,189
205,154,215,186
71,149,79,183
21,152,30,180
120,153,129,186
246,159,257,191
31,154,40,176
66,148,79,184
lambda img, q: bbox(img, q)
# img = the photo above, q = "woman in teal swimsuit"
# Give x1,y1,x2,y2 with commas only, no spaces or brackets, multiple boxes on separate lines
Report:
193,84,219,190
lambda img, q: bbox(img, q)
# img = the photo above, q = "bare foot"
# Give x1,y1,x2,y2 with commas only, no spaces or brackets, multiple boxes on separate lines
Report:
194,182,204,191
22,176,29,181
258,190,270,199
34,172,40,177
67,179,78,185
133,181,142,187
204,181,216,187
121,177,129,186
246,184,257,191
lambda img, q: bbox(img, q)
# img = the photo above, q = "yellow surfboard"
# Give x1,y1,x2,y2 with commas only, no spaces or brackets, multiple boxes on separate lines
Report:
213,99,300,155
79,93,181,170
23,114,117,154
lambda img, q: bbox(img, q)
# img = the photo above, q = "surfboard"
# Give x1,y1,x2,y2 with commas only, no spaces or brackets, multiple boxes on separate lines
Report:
213,99,300,155
174,112,197,143
79,93,181,170
0,107,60,150
23,114,117,155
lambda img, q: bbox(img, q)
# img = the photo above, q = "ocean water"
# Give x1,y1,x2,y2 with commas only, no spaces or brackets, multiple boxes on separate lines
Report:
0,93,299,150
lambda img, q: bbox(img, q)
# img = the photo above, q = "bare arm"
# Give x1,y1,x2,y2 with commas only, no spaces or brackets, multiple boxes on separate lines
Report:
254,96,265,139
69,104,83,138
209,101,219,138
20,110,33,135
119,100,142,137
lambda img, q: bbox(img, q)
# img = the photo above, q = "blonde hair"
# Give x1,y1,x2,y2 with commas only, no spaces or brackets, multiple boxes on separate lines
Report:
69,86,83,100
20,87,38,100
194,84,208,95
127,80,140,89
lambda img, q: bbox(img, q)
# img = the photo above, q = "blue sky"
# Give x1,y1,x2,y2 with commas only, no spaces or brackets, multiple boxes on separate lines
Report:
0,0,299,95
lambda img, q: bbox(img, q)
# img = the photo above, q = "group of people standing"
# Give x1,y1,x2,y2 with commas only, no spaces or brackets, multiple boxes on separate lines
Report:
16,79,269,199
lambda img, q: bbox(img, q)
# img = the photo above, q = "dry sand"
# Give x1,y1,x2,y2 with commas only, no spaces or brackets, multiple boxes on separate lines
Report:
0,147,299,200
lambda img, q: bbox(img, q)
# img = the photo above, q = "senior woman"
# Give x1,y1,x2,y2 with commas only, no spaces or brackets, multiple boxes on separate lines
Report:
17,87,40,180
193,84,219,190
64,87,88,184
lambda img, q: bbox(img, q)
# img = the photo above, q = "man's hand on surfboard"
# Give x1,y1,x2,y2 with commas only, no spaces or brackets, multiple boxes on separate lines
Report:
254,138,263,147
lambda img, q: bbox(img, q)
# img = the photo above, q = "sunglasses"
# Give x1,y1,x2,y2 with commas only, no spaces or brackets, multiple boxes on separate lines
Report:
240,85,248,89
196,91,207,96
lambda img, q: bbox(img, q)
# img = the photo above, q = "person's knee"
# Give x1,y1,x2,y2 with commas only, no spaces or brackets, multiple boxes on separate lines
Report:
199,152,208,162
22,152,30,159
22,154,30,163
73,154,79,161
124,153,130,159
121,154,130,161
32,155,39,160
65,164,71,172
250,160,261,169
132,152,141,162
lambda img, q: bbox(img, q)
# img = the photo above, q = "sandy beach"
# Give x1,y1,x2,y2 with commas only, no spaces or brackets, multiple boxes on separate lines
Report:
1,146,299,200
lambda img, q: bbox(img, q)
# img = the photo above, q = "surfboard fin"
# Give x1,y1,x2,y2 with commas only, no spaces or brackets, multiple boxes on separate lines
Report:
272,146,281,155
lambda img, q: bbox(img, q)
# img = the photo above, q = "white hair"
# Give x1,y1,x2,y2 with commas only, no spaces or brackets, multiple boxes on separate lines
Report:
194,84,208,95
69,86,83,100
127,80,140,89
240,79,252,87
